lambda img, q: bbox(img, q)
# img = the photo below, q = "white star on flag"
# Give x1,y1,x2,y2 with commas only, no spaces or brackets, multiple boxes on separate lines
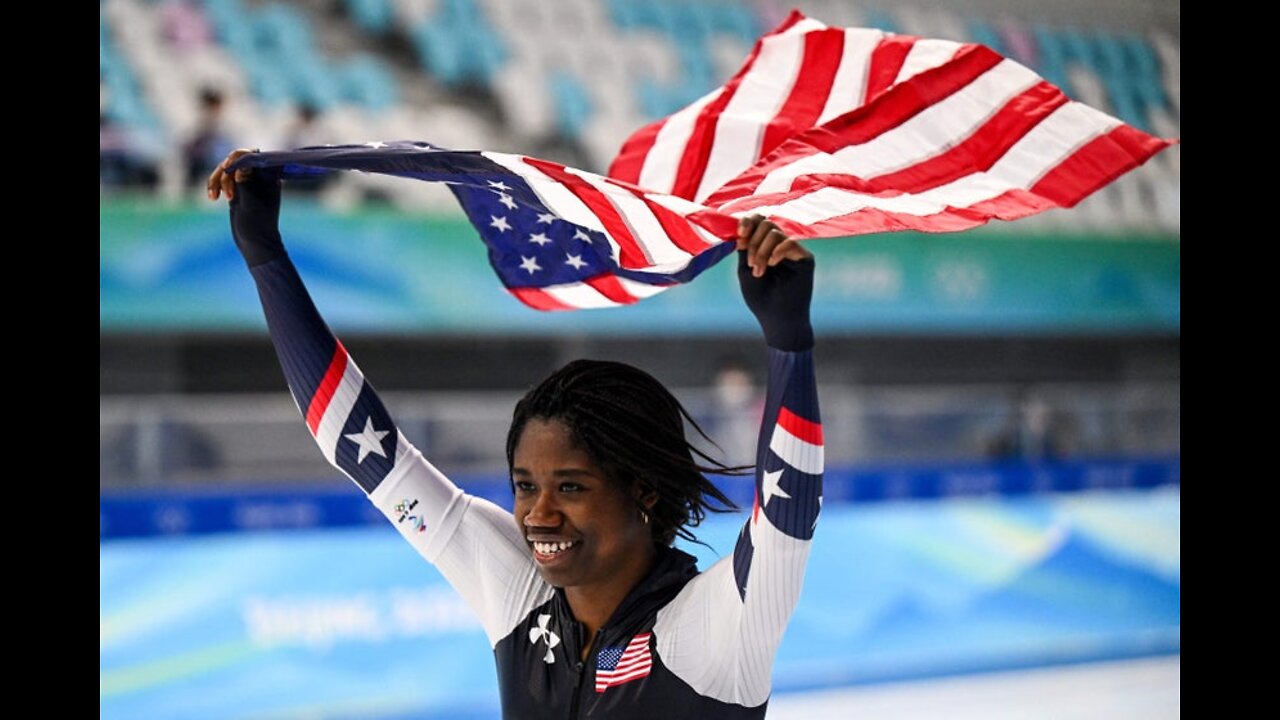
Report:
565,254,587,270
490,215,512,232
520,256,542,274
528,232,552,246
487,180,510,191
498,193,518,210
761,469,791,508
537,212,556,224
573,229,592,243
344,416,390,464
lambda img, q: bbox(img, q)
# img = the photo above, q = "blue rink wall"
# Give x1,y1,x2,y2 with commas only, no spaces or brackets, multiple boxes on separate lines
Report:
100,475,1180,720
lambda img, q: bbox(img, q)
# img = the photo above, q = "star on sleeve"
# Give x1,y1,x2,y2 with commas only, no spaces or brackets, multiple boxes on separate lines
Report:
344,416,390,464
761,469,791,508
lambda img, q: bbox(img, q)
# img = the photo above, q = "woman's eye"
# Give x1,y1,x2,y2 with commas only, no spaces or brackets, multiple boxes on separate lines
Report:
559,483,583,493
514,481,536,493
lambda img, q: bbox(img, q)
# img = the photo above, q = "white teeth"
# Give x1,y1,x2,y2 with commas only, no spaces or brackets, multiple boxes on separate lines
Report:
533,541,576,555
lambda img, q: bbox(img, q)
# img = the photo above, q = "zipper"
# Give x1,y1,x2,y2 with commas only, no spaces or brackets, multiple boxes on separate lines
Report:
567,625,606,720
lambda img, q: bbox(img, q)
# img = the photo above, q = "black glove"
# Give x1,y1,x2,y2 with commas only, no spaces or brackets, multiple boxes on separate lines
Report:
229,168,285,267
737,250,815,352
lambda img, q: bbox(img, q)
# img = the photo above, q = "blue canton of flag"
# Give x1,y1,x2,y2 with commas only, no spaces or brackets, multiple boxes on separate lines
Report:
449,180,615,290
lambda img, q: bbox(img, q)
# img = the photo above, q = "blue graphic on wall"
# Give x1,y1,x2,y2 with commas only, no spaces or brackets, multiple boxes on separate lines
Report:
100,487,1179,719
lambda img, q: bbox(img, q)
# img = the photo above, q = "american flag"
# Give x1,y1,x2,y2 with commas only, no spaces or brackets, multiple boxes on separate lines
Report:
594,632,653,692
233,11,1174,311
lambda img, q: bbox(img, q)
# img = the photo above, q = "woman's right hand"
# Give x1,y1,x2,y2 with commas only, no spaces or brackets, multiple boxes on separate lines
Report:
735,215,815,352
207,147,260,203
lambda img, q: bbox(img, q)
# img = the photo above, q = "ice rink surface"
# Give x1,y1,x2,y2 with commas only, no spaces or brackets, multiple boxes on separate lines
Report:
768,656,1179,719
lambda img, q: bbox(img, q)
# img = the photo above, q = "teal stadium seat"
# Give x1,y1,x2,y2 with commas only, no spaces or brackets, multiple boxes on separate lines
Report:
347,0,392,33
551,71,594,138
1031,25,1073,96
966,19,1008,57
862,9,900,35
340,55,400,112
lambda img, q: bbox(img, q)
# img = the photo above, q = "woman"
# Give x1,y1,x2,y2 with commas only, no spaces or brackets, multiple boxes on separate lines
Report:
209,148,822,719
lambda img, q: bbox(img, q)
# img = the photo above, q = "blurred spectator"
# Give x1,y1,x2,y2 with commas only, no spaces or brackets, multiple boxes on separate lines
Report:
183,88,238,190
984,391,1078,462
160,0,213,52
711,357,763,467
281,104,335,194
101,112,160,189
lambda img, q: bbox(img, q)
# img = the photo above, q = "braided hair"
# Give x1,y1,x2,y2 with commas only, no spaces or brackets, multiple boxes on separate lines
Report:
506,359,744,547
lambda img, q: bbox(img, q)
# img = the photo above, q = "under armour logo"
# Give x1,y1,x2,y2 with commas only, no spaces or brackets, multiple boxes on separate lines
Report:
528,613,560,664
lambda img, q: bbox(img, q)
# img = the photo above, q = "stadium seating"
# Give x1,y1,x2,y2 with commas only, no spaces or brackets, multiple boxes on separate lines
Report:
100,0,1179,232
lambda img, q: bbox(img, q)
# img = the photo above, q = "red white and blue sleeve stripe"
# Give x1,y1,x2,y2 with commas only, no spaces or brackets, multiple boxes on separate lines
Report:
247,254,551,645
653,346,821,707
732,347,823,598
250,258,406,494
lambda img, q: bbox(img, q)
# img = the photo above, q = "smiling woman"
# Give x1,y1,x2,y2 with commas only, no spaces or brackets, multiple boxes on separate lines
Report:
210,148,824,719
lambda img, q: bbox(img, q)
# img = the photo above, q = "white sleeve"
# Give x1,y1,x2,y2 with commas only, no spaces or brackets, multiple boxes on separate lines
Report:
245,255,551,647
654,348,822,706
367,441,552,647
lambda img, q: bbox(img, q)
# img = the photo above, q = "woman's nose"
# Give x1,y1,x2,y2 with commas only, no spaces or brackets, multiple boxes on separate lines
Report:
524,491,561,527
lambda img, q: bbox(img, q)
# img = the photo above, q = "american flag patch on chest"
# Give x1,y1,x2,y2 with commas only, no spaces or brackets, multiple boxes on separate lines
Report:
595,632,652,692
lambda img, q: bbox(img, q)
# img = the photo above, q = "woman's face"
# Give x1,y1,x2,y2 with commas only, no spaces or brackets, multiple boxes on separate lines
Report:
512,417,653,592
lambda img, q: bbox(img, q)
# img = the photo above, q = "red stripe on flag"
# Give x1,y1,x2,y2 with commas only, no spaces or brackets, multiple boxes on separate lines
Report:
620,186,716,255
607,117,666,184
778,407,823,445
797,205,993,238
583,274,640,305
687,209,742,241
509,287,576,311
1029,124,1174,208
666,13,811,200
759,29,845,158
705,44,1004,208
607,10,809,190
712,81,1069,219
305,343,348,434
962,187,1059,221
522,157,651,269
671,84,741,202
857,81,1068,194
864,35,917,102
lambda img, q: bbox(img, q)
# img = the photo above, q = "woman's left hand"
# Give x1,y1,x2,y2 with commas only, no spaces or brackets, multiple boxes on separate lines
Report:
736,215,812,278
206,147,260,202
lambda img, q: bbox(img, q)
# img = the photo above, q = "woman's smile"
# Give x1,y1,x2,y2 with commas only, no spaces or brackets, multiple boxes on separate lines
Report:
512,418,655,591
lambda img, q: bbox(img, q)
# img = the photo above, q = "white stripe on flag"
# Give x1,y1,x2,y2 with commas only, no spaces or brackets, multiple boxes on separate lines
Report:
642,193,736,247
817,28,883,123
754,59,1041,195
639,89,719,195
483,153,609,234
739,101,1120,225
894,38,964,85
543,282,625,309
989,101,1122,188
769,422,825,475
616,278,669,299
694,28,809,202
315,355,365,465
569,170,696,270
